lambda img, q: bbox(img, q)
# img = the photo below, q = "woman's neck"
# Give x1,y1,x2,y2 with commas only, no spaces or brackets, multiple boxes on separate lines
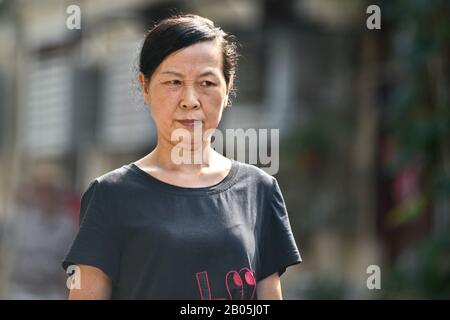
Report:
147,138,221,174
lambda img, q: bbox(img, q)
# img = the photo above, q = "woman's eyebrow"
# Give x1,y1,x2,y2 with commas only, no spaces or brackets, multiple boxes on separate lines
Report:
160,70,183,77
160,70,219,78
198,70,219,78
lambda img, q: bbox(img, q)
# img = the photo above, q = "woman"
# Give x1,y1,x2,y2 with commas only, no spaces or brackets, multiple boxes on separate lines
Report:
63,14,301,300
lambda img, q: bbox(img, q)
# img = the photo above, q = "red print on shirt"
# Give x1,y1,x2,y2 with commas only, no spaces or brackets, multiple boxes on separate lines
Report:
195,267,257,300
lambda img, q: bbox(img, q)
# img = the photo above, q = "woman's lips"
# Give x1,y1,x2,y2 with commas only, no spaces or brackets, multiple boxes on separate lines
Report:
177,119,201,127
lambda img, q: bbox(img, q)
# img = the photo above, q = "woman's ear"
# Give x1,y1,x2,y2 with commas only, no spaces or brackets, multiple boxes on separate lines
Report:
138,72,151,104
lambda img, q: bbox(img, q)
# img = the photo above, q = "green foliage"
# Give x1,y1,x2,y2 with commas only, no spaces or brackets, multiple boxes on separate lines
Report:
384,231,450,299
383,0,450,195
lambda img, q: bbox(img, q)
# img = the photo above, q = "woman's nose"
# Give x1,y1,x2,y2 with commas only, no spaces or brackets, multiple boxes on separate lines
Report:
180,83,200,110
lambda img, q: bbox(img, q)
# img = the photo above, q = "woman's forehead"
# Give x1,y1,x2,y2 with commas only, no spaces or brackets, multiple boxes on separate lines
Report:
156,40,223,75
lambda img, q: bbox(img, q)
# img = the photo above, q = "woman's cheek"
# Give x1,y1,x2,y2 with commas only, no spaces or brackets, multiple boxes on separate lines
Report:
204,110,224,131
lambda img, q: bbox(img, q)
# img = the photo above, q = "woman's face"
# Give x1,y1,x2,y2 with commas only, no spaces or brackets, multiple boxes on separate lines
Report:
139,39,233,146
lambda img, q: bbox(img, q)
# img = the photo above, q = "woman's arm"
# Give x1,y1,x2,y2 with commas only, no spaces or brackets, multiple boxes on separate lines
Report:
256,272,283,300
68,265,112,300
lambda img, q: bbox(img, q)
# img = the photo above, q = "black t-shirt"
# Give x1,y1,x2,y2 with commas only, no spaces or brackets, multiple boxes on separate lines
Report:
62,159,301,300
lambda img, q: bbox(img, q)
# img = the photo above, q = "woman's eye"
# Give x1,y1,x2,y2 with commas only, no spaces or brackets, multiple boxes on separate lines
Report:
165,80,181,86
200,80,216,87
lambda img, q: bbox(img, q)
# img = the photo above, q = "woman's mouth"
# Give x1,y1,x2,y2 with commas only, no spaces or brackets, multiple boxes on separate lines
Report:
177,119,201,127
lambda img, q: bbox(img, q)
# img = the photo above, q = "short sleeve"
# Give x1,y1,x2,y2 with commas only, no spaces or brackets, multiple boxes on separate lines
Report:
62,179,120,283
257,177,302,282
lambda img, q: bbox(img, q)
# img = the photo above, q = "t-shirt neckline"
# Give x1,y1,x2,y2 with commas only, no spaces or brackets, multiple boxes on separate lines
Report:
126,159,239,196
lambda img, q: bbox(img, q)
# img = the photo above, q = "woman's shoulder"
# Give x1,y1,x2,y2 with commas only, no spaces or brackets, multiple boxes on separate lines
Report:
84,164,136,195
233,160,277,190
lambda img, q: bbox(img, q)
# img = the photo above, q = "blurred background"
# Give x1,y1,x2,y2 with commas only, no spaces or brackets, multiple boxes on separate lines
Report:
0,0,449,299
